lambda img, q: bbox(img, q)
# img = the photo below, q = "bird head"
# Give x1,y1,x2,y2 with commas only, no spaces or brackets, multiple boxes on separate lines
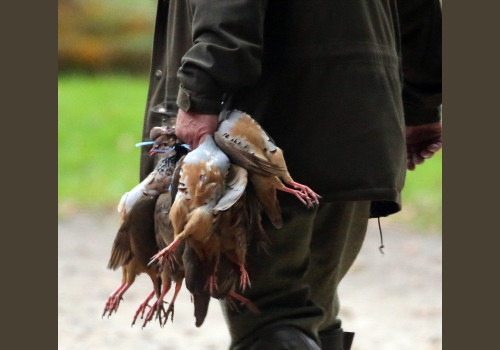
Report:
149,126,178,156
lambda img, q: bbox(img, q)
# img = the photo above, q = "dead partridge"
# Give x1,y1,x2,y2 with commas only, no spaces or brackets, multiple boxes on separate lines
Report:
149,135,231,285
103,195,160,318
214,109,321,228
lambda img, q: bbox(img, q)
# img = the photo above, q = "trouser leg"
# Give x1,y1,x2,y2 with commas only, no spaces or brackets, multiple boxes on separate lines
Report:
306,201,370,331
221,200,370,350
310,201,369,350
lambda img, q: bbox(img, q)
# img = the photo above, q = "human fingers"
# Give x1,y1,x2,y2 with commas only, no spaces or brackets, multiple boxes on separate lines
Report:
412,153,425,166
407,159,416,171
420,142,442,159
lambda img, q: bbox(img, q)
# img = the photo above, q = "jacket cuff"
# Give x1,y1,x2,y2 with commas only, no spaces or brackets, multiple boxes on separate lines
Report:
176,85,224,115
403,104,442,126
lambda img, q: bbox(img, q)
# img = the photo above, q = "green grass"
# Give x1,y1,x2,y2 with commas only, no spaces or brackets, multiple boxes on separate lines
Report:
396,152,442,232
58,74,442,232
58,74,148,213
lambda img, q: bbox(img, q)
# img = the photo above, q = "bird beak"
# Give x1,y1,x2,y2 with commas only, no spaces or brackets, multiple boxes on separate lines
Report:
149,147,158,156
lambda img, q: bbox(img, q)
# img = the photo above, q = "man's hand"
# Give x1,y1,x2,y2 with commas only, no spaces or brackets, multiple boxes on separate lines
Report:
175,109,219,150
405,122,442,171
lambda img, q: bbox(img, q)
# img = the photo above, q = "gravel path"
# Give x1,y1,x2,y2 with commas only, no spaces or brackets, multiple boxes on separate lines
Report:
58,211,441,350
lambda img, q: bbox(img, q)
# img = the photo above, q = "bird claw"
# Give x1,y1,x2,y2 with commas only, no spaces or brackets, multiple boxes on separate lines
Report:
164,303,175,325
155,302,168,327
142,301,159,329
131,301,152,326
102,295,122,318
285,181,321,207
142,299,169,328
239,266,251,292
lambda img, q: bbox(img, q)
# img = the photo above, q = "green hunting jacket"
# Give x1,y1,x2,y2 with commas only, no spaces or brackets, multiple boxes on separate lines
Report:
140,0,442,217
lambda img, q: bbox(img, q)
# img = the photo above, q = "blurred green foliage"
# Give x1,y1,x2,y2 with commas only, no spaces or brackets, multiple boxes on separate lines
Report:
58,74,442,233
58,0,156,73
398,153,442,232
58,74,148,213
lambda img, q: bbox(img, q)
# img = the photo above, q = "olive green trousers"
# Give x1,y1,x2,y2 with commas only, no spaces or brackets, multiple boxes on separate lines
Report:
221,199,370,349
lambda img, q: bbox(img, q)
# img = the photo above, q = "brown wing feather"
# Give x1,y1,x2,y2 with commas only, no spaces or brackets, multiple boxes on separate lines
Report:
128,196,158,267
214,132,285,177
107,224,133,270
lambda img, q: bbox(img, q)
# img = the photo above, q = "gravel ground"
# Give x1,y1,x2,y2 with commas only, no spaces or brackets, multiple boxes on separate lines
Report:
58,211,441,350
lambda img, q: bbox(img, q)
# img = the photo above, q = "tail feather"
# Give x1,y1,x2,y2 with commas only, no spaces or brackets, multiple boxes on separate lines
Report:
107,247,132,270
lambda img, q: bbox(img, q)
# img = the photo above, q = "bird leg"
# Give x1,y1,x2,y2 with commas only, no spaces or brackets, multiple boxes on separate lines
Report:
142,279,172,328
102,283,131,318
131,290,155,326
164,279,183,325
227,291,261,314
239,265,251,291
141,298,167,329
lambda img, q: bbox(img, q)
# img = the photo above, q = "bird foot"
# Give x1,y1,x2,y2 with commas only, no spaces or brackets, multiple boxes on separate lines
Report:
155,301,168,327
142,299,169,328
163,303,175,326
142,300,160,328
131,303,150,326
283,181,321,207
239,265,251,292
131,292,155,326
102,295,123,318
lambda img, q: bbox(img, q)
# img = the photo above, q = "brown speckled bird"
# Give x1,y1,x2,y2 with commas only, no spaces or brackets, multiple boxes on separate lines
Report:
181,164,263,327
106,127,188,322
149,135,232,285
215,110,321,228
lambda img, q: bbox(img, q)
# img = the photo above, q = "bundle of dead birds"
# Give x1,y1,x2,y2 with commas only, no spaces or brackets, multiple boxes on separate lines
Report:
102,110,320,329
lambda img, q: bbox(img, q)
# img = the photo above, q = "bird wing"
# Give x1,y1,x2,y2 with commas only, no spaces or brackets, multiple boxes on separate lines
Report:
212,164,248,212
107,224,133,270
214,131,284,177
128,196,159,266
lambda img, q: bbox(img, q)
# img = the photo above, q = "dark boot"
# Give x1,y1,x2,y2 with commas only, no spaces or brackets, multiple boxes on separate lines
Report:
246,326,321,350
318,327,355,350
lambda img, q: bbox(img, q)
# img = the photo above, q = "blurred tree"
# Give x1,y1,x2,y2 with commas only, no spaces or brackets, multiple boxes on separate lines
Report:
58,0,156,73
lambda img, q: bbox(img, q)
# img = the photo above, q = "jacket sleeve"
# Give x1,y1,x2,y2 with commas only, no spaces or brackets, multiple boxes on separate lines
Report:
176,0,268,115
397,0,442,126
